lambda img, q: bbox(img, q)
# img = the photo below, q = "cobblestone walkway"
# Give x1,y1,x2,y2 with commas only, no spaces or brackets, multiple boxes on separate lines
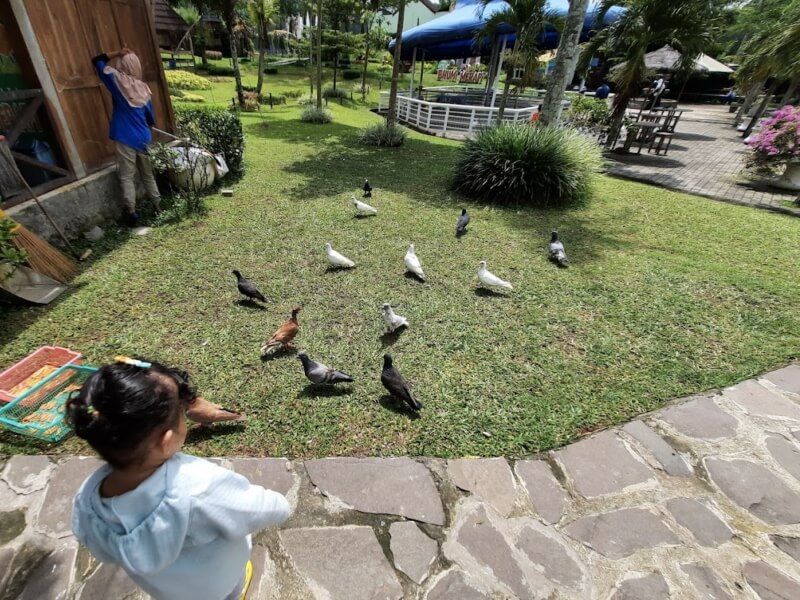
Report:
605,105,800,216
2,364,800,599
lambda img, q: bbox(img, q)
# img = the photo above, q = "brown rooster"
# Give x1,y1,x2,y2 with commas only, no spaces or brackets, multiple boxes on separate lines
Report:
261,306,301,356
186,396,245,427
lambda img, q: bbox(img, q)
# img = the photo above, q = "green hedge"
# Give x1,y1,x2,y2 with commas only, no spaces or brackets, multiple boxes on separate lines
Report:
174,105,245,175
342,70,361,80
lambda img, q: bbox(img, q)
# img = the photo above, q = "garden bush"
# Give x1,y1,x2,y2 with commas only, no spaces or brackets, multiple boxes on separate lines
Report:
284,89,304,99
322,87,349,100
358,122,407,147
174,105,245,175
204,50,223,61
176,93,205,103
453,124,602,207
263,67,279,75
343,69,361,80
169,88,185,98
207,64,235,76
165,70,212,91
300,105,332,124
567,95,611,133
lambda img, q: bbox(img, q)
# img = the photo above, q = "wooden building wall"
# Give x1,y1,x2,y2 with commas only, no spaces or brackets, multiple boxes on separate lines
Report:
14,0,174,174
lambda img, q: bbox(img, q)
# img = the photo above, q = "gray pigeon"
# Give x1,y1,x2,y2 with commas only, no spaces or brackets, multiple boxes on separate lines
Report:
548,231,568,267
456,208,470,237
298,352,353,384
381,354,422,411
232,270,267,302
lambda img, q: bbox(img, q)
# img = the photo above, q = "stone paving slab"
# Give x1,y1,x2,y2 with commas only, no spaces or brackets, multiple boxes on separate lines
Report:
2,363,800,599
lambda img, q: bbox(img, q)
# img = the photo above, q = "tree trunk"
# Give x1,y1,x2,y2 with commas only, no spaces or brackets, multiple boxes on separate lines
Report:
606,92,631,149
361,19,371,102
743,80,779,138
333,52,338,90
226,14,245,107
386,0,406,128
780,78,798,106
199,37,208,66
256,27,266,95
735,80,765,126
497,74,512,121
540,0,591,126
316,0,323,109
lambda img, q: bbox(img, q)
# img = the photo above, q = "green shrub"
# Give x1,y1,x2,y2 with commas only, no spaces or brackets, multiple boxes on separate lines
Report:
169,88,185,98
174,105,245,175
0,217,27,281
284,89,304,99
567,96,611,131
165,70,212,91
263,67,278,75
453,124,602,207
343,69,360,80
207,64,235,76
358,122,407,147
323,87,349,100
204,50,223,61
300,105,332,124
177,93,205,103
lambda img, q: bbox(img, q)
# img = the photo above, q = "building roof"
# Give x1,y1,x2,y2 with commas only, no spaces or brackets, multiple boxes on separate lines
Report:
611,45,734,74
152,0,188,32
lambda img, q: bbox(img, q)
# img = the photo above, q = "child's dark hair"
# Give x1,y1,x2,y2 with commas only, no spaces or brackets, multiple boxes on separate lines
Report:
66,359,196,468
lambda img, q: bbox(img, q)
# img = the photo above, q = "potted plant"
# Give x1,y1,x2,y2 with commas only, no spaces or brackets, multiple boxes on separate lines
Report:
745,105,800,191
0,215,28,282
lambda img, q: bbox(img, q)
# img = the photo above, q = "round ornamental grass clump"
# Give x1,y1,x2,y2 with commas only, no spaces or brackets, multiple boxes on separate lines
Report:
358,122,407,147
453,124,603,207
300,106,333,124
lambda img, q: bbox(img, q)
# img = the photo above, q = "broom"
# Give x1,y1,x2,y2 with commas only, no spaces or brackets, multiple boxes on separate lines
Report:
0,208,76,283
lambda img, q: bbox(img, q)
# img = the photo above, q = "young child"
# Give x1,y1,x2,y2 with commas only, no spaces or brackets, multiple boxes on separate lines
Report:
68,357,290,600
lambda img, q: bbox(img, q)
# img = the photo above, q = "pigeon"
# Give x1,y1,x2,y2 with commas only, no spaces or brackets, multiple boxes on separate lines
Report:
261,306,301,355
362,179,372,198
352,196,377,216
325,243,355,268
478,260,513,290
232,270,267,302
404,244,426,281
382,302,408,333
456,208,470,237
548,231,568,267
186,396,245,426
297,351,353,384
381,353,422,411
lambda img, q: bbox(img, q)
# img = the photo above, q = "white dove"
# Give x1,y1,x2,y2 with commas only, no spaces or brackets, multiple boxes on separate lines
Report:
352,196,377,215
478,260,513,290
325,243,355,268
382,303,408,333
404,243,426,281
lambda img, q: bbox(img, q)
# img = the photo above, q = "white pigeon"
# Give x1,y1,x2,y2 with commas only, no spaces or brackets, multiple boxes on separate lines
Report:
478,260,513,290
404,243,426,281
352,196,377,215
325,243,355,268
382,303,408,333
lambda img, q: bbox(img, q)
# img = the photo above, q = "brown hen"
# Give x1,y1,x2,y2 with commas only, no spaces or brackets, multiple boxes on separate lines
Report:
261,306,301,355
186,396,245,426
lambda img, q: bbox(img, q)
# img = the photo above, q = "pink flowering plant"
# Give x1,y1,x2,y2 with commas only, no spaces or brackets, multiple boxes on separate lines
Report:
746,105,800,172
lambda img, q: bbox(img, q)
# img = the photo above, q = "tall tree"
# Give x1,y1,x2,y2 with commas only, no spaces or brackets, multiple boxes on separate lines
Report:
539,0,591,126
386,0,406,127
249,0,278,95
316,0,323,108
579,0,723,148
476,0,555,121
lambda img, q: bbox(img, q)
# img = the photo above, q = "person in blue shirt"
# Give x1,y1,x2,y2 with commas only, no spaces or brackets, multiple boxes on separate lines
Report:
595,81,610,100
92,49,161,227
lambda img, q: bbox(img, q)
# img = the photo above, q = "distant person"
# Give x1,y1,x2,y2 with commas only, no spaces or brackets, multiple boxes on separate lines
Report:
723,87,737,105
92,48,162,227
649,75,668,108
595,82,610,99
530,104,542,124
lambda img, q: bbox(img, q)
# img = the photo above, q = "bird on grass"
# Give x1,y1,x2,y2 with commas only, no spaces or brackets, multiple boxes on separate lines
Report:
478,261,513,290
381,354,422,411
363,179,372,198
261,306,301,355
548,231,568,267
325,243,355,268
352,196,378,216
404,244,426,281
186,396,245,427
382,302,408,333
232,270,267,303
297,351,353,385
456,208,470,237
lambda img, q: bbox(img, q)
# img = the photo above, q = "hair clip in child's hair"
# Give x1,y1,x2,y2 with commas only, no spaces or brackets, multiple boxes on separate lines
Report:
85,404,99,418
114,355,152,369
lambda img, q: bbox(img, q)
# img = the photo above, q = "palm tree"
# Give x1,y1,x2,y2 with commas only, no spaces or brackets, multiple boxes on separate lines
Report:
540,0,591,126
579,0,723,148
476,0,555,121
249,0,278,95
386,0,406,128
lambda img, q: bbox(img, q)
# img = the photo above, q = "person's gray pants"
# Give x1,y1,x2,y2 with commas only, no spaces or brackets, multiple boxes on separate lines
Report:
116,142,161,212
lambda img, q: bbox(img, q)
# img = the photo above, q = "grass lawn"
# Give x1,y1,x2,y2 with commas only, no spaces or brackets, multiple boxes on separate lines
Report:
1,69,799,459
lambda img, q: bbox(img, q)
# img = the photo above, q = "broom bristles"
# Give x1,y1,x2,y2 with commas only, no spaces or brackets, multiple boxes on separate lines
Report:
11,223,76,283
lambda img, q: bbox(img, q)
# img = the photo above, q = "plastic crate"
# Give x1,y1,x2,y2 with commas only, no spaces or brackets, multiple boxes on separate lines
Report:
0,364,97,443
0,346,82,403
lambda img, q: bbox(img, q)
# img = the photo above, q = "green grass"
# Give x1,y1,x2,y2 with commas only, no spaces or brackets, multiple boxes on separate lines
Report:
1,72,799,459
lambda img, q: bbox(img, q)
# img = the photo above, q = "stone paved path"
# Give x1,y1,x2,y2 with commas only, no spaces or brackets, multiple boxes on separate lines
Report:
605,104,800,216
2,364,800,599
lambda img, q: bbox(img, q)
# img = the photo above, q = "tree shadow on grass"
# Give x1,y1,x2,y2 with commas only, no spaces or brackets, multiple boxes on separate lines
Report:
404,272,425,284
186,422,245,443
379,328,406,348
236,298,268,310
474,287,511,298
260,346,297,362
297,383,353,398
378,394,421,420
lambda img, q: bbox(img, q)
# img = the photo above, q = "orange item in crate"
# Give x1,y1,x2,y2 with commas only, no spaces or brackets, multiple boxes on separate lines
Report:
0,346,82,404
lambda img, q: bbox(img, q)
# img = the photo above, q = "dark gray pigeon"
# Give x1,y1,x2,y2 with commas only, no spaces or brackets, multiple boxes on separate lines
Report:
456,208,470,237
232,270,267,302
381,354,422,411
363,179,372,198
298,352,353,384
548,231,568,267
